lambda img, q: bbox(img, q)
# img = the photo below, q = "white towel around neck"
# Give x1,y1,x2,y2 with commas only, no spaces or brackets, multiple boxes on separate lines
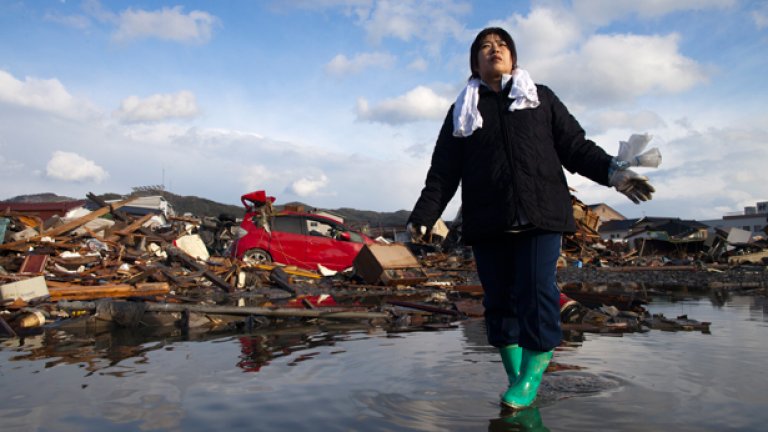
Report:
452,68,540,138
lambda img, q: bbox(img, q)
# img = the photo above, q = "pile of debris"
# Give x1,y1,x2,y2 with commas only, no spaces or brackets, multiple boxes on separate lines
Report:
0,193,468,340
554,197,768,291
0,193,737,345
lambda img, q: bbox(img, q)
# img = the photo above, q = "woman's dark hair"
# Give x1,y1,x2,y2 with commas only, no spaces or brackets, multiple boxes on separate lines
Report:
469,27,517,79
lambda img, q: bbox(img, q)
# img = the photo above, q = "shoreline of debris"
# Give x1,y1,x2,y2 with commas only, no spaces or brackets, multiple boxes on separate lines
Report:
557,265,768,291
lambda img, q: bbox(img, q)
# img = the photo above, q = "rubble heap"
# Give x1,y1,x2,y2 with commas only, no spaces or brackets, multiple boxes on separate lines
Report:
2,193,763,345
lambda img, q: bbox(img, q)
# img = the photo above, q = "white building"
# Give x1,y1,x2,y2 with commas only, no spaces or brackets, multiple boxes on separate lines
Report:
700,201,768,237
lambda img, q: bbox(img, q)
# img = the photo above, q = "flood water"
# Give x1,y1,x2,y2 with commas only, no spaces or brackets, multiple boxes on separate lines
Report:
2,290,767,431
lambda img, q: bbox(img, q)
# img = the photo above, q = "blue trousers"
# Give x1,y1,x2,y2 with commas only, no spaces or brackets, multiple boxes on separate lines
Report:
472,230,562,351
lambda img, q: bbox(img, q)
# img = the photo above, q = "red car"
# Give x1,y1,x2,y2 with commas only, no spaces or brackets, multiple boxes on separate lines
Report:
232,191,374,271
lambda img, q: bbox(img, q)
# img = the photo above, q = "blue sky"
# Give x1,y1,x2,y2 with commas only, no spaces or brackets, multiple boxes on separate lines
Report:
1,0,766,221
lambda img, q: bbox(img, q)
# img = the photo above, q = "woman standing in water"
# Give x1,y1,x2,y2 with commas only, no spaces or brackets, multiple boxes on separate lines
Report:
407,27,657,409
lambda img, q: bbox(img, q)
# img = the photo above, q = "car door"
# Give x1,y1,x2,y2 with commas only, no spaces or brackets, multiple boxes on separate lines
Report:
269,215,308,267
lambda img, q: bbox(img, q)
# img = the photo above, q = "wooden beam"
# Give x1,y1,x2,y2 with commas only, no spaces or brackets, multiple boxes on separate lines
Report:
106,212,154,242
47,281,169,301
167,246,234,293
57,300,391,320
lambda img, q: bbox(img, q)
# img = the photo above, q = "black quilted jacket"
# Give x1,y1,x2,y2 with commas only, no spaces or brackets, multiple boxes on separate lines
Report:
408,82,613,244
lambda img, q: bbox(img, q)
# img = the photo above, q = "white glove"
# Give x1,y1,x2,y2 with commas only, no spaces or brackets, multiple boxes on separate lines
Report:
406,223,428,243
609,166,655,204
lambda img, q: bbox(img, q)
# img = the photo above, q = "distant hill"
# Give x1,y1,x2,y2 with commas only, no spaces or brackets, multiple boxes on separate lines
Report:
278,202,410,228
331,207,411,228
163,192,243,219
3,192,77,203
3,191,411,227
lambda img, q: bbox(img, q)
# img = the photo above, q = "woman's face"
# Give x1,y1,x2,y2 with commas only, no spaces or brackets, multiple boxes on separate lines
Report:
475,33,514,83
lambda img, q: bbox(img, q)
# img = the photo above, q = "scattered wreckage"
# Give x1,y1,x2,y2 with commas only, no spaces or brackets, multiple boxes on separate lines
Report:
1,191,765,346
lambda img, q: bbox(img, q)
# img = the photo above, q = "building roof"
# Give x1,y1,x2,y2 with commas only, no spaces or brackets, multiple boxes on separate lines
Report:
599,217,708,238
723,213,768,221
0,200,87,220
598,218,638,232
624,218,708,242
587,203,626,220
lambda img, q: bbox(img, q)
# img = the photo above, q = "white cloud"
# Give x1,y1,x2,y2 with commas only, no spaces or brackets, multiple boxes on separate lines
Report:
46,151,109,183
752,5,768,30
281,0,470,51
290,173,329,197
115,91,199,123
0,70,95,118
407,57,428,72
273,0,373,16
325,52,396,76
589,110,667,134
404,141,430,158
112,6,219,43
359,0,469,56
533,33,708,105
242,165,277,192
499,7,584,59
82,0,118,23
584,34,705,93
356,86,450,124
43,12,91,29
0,153,24,176
572,0,737,26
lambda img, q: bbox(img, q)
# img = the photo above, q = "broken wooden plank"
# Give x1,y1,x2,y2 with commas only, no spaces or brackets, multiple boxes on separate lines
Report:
106,212,155,242
251,263,322,279
47,281,170,301
387,300,462,317
57,300,391,320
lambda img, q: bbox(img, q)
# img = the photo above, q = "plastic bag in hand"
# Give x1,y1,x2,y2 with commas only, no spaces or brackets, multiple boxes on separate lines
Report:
618,133,662,168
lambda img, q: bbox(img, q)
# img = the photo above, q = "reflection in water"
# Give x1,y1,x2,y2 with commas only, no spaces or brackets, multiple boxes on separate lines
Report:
6,327,170,374
749,295,768,321
236,323,371,373
2,293,766,431
489,407,549,432
355,391,495,431
99,393,185,431
2,317,376,376
709,288,731,307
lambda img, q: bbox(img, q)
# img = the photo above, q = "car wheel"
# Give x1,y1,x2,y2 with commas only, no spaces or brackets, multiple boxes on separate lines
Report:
243,248,272,265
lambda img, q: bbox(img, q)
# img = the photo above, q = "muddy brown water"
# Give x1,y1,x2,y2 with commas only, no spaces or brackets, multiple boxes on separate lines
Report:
1,290,767,431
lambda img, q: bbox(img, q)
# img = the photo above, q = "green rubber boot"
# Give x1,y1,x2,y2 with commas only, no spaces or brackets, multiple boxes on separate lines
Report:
501,349,553,409
499,344,523,385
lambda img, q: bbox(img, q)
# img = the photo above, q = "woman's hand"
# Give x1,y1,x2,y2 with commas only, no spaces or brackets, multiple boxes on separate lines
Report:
610,169,655,204
406,223,428,243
